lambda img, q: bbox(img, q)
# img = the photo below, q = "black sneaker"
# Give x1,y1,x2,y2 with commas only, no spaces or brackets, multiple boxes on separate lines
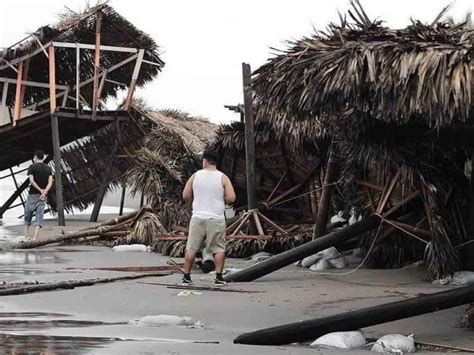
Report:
214,278,227,286
181,275,193,285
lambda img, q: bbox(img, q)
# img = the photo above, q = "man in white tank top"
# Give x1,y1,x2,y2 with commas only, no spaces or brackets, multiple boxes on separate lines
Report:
182,149,236,285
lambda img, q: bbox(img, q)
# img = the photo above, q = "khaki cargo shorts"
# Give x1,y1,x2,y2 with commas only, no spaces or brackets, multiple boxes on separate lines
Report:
186,218,226,254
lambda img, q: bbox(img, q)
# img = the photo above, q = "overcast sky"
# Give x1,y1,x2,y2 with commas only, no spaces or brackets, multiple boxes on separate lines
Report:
1,0,471,124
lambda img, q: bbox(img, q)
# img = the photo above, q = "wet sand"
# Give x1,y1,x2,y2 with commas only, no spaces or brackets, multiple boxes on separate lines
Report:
0,219,472,354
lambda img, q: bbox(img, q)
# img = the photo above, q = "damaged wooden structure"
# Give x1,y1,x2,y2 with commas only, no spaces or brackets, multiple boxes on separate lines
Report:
0,4,164,224
227,2,473,281
229,1,473,345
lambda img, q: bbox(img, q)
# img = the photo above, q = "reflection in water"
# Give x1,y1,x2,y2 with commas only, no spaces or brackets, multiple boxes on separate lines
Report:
0,333,116,354
0,252,63,265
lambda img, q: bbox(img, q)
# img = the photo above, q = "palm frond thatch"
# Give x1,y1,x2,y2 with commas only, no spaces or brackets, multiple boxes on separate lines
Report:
253,4,473,129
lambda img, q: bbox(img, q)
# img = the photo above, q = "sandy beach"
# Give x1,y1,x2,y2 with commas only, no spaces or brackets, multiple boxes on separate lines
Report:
0,218,471,354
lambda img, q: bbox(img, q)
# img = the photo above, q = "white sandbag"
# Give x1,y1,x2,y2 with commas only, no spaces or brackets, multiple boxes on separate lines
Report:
294,260,303,267
132,315,195,326
315,247,340,260
330,211,346,224
112,244,150,252
302,254,322,268
371,334,416,353
451,271,474,285
310,258,331,271
310,331,366,349
328,256,348,269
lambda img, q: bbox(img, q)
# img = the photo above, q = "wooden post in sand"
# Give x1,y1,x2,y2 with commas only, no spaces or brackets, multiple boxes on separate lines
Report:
242,63,257,212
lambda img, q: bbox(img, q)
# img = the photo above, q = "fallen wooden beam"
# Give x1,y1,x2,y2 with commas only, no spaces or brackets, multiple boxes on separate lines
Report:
224,215,381,282
0,272,170,297
234,283,474,345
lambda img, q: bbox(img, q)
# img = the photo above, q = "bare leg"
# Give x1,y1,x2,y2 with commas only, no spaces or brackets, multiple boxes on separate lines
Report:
24,226,30,238
33,226,41,239
214,252,225,273
184,250,197,274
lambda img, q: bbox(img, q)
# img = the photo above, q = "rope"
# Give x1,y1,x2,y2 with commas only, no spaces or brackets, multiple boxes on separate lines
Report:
271,181,341,208
310,219,383,276
375,213,429,245
454,239,474,249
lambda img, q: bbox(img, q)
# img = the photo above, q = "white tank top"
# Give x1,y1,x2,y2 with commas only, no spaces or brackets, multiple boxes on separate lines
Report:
192,169,225,219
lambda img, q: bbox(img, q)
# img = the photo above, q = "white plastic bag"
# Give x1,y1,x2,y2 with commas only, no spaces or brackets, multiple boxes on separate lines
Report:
310,331,366,349
371,334,416,353
112,244,150,252
328,256,348,269
132,315,195,326
310,258,331,271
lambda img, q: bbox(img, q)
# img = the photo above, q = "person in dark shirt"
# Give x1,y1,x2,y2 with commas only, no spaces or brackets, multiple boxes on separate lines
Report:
24,150,53,239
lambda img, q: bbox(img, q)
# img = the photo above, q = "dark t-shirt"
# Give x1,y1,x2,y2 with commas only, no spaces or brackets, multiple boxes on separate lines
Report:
28,163,52,195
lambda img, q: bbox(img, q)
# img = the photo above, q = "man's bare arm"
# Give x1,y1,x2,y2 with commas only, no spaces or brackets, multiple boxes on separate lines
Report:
41,176,54,199
29,175,44,194
222,175,236,204
182,174,195,200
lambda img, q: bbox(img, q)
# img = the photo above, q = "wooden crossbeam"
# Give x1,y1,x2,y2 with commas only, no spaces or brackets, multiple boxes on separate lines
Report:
0,78,68,90
25,54,138,110
51,42,139,53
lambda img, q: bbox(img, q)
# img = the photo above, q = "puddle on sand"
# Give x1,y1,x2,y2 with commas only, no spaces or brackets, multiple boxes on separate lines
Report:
0,252,64,265
0,319,123,331
0,333,116,354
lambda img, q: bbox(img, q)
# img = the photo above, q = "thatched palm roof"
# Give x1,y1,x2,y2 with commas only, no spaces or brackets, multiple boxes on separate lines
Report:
54,108,216,214
0,3,163,108
253,2,472,131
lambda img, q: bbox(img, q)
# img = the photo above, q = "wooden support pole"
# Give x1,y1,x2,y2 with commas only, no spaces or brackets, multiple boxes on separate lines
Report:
48,44,64,226
224,215,380,283
119,185,126,216
92,12,102,118
76,44,80,110
12,61,24,124
234,283,474,345
242,63,257,212
48,46,56,114
1,82,9,106
314,146,337,239
9,168,25,207
124,49,145,110
51,114,65,226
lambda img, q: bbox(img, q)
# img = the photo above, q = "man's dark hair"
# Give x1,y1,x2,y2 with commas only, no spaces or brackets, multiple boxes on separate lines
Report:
34,150,44,160
202,149,218,165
